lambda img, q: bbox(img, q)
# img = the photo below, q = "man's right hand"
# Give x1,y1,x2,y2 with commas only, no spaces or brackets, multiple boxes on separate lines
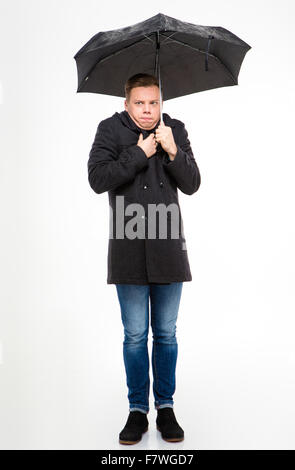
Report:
137,133,157,158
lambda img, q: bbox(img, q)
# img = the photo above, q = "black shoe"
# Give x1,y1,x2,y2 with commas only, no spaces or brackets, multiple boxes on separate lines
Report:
119,411,149,445
156,407,184,442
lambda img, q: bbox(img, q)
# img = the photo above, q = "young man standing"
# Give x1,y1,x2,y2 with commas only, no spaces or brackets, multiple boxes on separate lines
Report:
88,73,201,444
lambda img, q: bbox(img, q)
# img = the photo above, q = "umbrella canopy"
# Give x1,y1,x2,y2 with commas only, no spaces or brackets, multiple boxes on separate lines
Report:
74,12,251,119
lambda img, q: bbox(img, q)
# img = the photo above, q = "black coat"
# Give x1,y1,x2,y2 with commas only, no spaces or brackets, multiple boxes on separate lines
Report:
87,110,201,284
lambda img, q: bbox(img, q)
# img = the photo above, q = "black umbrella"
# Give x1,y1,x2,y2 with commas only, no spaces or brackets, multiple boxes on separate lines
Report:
74,12,251,121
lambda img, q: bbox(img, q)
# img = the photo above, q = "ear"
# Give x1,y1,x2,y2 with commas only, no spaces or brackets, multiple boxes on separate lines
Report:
124,99,128,111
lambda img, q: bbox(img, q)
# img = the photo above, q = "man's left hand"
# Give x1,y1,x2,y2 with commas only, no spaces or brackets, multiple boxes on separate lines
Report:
154,122,177,160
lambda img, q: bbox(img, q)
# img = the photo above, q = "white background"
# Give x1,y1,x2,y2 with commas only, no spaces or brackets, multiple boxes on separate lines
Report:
1,0,295,450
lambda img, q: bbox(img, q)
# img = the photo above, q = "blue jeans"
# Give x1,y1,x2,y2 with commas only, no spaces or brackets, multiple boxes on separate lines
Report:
115,282,183,414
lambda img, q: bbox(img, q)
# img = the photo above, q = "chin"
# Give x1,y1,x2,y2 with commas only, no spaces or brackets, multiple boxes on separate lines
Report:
142,120,156,126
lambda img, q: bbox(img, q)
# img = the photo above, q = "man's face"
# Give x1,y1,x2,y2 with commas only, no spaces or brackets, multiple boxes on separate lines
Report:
124,85,161,130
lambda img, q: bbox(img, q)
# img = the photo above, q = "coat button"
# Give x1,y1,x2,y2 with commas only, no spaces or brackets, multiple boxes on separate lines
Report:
159,181,164,187
143,184,148,190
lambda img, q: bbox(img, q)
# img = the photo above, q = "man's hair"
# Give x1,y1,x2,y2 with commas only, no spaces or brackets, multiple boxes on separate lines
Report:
124,73,160,102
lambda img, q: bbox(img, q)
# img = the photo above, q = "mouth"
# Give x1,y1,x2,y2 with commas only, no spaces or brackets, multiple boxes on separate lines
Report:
141,117,152,120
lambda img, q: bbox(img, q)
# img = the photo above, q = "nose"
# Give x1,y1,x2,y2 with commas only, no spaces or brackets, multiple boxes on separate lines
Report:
143,104,151,113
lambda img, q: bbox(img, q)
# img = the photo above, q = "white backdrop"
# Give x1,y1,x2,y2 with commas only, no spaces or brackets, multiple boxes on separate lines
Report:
1,0,295,450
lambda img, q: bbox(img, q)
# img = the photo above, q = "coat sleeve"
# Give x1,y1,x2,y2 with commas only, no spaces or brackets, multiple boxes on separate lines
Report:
87,119,149,194
162,122,201,195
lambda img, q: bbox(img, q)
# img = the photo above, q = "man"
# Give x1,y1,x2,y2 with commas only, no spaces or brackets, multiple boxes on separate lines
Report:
88,73,201,445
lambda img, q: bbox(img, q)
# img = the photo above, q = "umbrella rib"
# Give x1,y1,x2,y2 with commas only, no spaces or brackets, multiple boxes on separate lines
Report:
158,33,236,83
83,35,155,83
99,38,152,63
158,32,215,57
160,32,178,44
143,33,156,44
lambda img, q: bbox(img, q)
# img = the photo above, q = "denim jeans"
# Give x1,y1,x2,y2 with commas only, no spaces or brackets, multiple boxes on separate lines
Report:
115,282,183,414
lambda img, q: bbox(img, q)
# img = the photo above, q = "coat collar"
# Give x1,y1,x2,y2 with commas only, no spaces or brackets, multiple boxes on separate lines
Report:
114,110,176,132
